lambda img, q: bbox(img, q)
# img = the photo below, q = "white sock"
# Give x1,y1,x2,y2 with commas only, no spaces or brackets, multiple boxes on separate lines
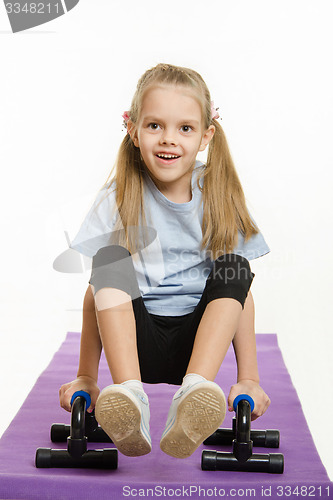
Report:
172,374,207,400
121,379,145,393
182,373,207,387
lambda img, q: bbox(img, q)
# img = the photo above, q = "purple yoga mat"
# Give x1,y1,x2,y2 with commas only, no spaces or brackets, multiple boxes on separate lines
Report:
0,333,331,500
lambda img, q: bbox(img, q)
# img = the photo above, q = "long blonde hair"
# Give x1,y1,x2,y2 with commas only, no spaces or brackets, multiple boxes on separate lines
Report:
106,63,258,259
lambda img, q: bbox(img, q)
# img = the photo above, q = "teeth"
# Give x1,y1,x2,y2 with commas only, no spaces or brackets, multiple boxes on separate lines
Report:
157,153,179,159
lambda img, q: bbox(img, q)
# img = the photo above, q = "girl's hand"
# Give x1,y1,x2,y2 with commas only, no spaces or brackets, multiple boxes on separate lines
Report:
59,376,100,413
227,379,270,421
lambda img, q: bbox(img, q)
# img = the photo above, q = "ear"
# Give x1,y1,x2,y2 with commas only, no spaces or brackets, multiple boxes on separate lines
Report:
199,125,215,152
127,120,139,148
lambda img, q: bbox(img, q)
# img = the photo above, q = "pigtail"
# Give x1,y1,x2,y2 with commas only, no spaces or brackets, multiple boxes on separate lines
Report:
105,133,147,254
199,120,259,259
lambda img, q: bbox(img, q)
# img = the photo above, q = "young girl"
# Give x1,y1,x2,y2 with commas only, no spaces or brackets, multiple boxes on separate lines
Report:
59,63,271,459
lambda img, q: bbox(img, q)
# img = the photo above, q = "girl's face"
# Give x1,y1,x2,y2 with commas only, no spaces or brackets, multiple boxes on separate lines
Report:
128,85,215,202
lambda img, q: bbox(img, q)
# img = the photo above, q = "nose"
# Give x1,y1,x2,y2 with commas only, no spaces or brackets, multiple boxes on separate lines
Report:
160,128,178,146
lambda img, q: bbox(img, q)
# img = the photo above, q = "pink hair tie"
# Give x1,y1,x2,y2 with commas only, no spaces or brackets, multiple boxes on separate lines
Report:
210,101,220,120
122,111,130,130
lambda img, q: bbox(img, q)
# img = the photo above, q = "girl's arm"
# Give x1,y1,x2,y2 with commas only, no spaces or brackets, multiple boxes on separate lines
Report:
228,291,271,420
59,286,102,412
77,285,103,381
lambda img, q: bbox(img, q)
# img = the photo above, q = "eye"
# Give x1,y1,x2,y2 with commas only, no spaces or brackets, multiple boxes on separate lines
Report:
148,123,160,130
181,125,192,133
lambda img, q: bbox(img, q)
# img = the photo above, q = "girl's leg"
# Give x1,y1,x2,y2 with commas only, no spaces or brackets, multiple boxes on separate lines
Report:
160,299,237,458
93,291,152,458
93,287,141,383
185,297,242,380
88,245,143,384
185,253,254,380
160,254,254,458
89,246,155,457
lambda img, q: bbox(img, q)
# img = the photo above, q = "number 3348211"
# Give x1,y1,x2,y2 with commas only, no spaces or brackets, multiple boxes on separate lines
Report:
5,3,60,14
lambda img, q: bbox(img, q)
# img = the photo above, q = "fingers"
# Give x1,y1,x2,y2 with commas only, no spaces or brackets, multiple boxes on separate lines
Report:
59,383,73,412
87,387,100,413
58,378,100,413
227,382,271,420
227,386,238,412
251,395,271,421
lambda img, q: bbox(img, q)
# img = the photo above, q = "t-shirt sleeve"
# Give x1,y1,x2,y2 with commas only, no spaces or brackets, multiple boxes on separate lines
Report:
233,225,270,261
70,184,118,258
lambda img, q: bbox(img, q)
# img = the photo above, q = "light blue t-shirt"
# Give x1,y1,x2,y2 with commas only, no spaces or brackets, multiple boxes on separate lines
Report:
71,161,270,316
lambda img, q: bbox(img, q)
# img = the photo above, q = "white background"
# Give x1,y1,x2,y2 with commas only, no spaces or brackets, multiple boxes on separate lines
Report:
0,0,332,481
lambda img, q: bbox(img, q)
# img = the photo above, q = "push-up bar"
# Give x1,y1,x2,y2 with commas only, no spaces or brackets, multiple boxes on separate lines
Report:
35,391,117,469
35,391,283,473
201,394,284,473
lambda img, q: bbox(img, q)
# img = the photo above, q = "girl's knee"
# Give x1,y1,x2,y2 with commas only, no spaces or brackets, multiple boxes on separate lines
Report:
207,253,254,308
89,245,140,300
92,245,131,270
213,254,253,282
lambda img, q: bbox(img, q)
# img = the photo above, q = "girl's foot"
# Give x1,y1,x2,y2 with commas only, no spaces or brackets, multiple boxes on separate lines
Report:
95,384,151,457
160,380,226,459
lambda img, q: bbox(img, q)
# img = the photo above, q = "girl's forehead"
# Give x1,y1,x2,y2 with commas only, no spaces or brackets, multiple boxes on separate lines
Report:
142,83,198,101
140,84,203,116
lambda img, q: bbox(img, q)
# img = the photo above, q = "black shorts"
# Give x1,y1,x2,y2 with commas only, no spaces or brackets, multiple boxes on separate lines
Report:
90,245,254,385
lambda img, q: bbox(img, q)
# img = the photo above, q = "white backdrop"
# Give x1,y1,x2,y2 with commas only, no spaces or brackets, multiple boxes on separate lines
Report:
0,0,332,481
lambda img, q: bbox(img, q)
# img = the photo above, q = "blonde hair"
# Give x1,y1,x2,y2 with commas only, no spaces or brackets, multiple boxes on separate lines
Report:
106,63,258,258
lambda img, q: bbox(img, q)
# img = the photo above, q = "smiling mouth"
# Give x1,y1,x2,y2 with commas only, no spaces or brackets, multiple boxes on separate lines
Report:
156,153,181,159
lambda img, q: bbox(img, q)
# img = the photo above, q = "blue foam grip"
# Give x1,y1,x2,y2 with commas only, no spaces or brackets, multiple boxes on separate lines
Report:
233,394,255,412
70,391,92,409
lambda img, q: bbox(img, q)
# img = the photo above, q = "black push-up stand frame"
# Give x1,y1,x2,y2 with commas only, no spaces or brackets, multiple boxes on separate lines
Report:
35,391,118,469
201,394,284,473
35,391,283,473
